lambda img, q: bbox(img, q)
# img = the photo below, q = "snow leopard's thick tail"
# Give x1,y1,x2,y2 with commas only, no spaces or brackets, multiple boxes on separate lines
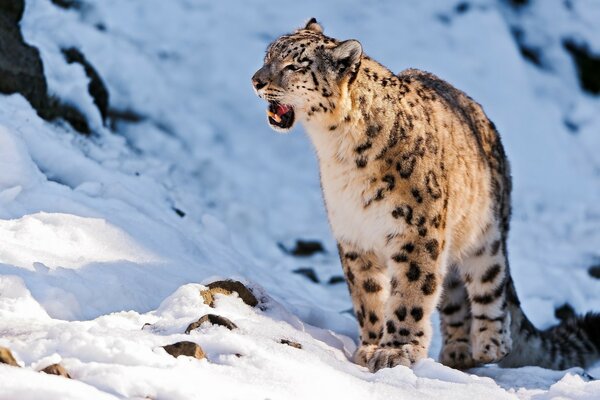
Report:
499,278,600,370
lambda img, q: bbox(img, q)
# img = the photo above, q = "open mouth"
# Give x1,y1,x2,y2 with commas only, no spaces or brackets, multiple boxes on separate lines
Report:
267,101,295,130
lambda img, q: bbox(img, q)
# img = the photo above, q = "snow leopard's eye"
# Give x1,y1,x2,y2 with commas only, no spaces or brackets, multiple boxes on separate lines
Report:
284,64,302,72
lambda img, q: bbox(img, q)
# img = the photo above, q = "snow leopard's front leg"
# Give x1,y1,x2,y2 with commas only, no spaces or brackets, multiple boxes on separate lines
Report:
366,230,445,372
337,243,388,367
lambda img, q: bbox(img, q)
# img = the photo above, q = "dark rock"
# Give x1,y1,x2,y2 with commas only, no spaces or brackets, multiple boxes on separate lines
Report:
62,47,109,122
505,0,529,7
555,303,576,321
185,314,237,333
455,2,470,14
0,1,91,133
293,267,319,283
0,346,18,366
563,39,600,95
202,280,258,307
50,0,83,10
328,275,346,285
163,341,205,360
172,207,185,218
40,363,71,378
0,0,24,22
588,265,600,280
279,240,325,257
280,339,302,349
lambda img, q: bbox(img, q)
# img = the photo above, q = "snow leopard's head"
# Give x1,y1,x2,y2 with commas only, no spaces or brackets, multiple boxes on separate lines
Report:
252,18,362,133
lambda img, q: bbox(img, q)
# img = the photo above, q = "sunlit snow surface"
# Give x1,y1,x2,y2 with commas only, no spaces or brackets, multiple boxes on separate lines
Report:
0,0,599,398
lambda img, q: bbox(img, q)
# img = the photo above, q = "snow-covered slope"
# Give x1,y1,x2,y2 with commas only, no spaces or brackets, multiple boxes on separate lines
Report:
0,0,599,398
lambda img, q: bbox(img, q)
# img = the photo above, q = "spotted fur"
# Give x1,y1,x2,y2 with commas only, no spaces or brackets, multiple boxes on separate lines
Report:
253,19,600,372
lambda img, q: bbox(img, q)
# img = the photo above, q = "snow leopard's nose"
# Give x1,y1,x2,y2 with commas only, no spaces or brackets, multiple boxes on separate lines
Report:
252,66,270,91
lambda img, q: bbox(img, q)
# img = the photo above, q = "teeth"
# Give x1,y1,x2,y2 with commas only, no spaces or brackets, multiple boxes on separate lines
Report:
268,110,281,123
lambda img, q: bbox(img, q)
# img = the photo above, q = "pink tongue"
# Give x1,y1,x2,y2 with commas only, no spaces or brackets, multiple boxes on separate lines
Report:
277,104,290,116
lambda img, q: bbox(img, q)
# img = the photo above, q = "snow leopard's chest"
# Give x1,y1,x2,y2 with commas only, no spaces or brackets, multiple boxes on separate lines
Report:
319,160,399,253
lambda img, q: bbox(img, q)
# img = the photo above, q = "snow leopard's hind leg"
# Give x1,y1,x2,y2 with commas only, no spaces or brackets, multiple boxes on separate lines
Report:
438,268,475,369
461,228,512,365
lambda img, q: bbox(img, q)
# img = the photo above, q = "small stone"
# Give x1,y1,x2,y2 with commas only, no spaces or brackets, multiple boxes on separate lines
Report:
185,314,237,334
588,265,600,280
163,341,205,360
293,267,319,283
0,347,18,366
280,339,302,349
201,280,258,307
328,275,346,285
40,363,71,378
279,240,325,257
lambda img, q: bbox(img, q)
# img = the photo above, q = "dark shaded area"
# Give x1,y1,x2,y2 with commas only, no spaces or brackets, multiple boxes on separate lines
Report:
62,47,109,122
588,264,600,279
505,0,529,7
563,39,600,95
455,2,470,14
554,302,576,321
293,267,319,283
278,240,326,257
0,0,91,133
172,206,186,218
510,28,544,68
328,275,346,285
50,0,82,10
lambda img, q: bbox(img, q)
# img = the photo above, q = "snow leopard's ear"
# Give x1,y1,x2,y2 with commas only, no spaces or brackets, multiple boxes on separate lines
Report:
332,40,362,78
303,18,323,33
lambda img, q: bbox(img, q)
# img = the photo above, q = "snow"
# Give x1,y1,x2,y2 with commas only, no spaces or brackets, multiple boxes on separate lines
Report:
0,0,599,399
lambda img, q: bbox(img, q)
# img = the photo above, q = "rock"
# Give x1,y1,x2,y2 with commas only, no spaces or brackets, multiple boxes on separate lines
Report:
185,314,237,333
588,265,600,280
62,47,109,122
162,341,205,360
0,346,18,366
563,39,600,95
40,363,71,378
293,267,319,283
328,275,346,285
0,1,91,134
280,339,302,349
278,240,325,257
201,280,258,307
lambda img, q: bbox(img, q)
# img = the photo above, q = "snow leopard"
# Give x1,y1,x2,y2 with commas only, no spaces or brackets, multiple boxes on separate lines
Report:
252,18,600,372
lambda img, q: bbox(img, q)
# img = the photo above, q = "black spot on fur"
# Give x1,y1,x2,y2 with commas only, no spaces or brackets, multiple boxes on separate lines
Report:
345,252,359,261
368,331,378,340
441,304,461,315
481,264,502,284
356,157,368,168
369,311,379,324
392,252,408,263
425,239,440,260
425,170,442,199
411,307,424,322
406,262,421,281
396,155,417,179
402,243,415,253
346,269,355,285
411,188,423,203
421,273,437,295
395,306,407,321
391,204,413,224
363,279,382,293
398,329,410,336
489,240,501,256
386,320,396,334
